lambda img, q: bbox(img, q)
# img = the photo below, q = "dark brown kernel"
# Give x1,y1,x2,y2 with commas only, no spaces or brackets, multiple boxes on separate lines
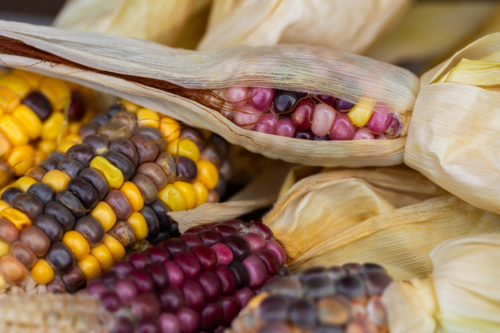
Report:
108,220,137,249
132,174,158,205
55,190,86,219
131,135,159,165
65,144,96,167
20,226,51,257
82,134,110,156
68,92,86,121
46,242,75,274
44,201,76,232
136,162,167,190
98,121,132,140
10,241,37,268
34,214,63,242
22,91,53,121
78,123,99,139
57,158,85,179
74,216,105,247
105,190,133,220
0,218,20,243
79,168,109,201
46,275,68,293
111,111,138,134
134,126,166,152
25,166,47,182
11,193,44,221
110,138,139,168
62,265,87,292
67,177,99,210
103,151,135,181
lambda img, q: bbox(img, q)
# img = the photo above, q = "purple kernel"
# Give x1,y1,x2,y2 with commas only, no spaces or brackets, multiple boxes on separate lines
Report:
222,219,246,230
224,236,251,261
178,233,203,249
329,113,355,140
160,239,189,256
145,246,170,264
111,260,134,278
201,302,223,331
191,245,217,271
265,239,287,266
132,293,162,320
211,243,234,266
181,280,206,311
291,98,315,130
100,271,118,289
86,281,108,298
173,252,201,279
198,230,223,247
128,252,151,270
214,266,237,295
242,232,266,253
148,263,169,290
136,319,160,333
210,224,237,238
197,271,222,302
317,94,337,107
336,99,355,111
100,291,121,312
114,278,139,305
294,129,314,140
248,221,274,240
249,87,275,111
314,135,329,141
386,113,403,136
159,313,181,333
163,261,185,287
130,270,154,294
158,285,184,312
220,295,241,324
367,110,393,134
234,287,255,308
177,307,201,333
243,255,267,288
255,248,280,276
275,118,296,138
254,113,278,134
185,226,206,234
228,261,249,289
110,317,134,333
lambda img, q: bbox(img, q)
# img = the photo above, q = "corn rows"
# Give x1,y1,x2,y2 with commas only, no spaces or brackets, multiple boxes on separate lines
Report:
0,105,230,293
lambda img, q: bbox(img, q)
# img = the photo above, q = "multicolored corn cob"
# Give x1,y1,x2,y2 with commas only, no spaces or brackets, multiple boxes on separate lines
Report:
229,263,393,333
0,106,231,294
223,87,404,141
0,69,98,187
82,220,289,333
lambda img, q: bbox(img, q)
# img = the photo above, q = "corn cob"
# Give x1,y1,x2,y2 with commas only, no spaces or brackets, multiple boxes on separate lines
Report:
0,69,98,187
223,87,403,141
0,106,231,293
229,263,393,333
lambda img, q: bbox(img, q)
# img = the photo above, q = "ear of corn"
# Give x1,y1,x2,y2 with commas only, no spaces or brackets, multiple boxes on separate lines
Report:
0,104,231,294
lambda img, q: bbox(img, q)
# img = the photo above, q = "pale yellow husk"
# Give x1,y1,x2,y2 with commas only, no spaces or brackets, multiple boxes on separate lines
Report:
382,234,500,333
263,167,500,279
0,20,418,167
405,32,500,215
53,0,211,47
198,0,412,54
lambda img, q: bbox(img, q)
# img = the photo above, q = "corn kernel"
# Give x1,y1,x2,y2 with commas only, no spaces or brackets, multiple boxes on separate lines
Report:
0,115,30,146
42,170,71,192
90,244,114,272
12,105,42,139
137,108,160,128
196,160,219,190
0,130,11,160
6,145,35,177
62,231,90,260
160,116,181,144
0,74,30,97
77,254,102,280
68,122,82,134
31,259,54,284
90,156,124,190
0,255,27,284
102,234,126,261
158,184,186,212
0,86,20,112
33,149,46,166
0,208,31,231
0,241,9,257
39,79,71,111
120,181,144,212
122,100,140,113
347,98,375,127
91,202,116,232
0,275,6,290
167,138,200,162
126,212,148,241
13,70,44,88
173,181,196,210
193,181,208,207
38,139,57,154
0,200,10,212
42,113,65,141
14,176,38,193
57,134,81,153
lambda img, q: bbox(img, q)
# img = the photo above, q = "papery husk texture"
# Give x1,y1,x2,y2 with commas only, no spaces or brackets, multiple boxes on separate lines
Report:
263,167,500,279
0,20,418,167
382,234,500,333
198,0,412,54
405,32,500,215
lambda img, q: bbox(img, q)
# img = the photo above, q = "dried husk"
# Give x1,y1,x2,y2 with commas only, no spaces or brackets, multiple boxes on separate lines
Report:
263,167,500,279
405,32,500,215
54,0,211,47
0,20,419,167
382,234,500,333
198,0,412,54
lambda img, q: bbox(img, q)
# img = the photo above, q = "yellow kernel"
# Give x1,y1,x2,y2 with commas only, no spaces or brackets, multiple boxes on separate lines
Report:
0,241,9,257
158,184,186,212
102,234,126,261
0,74,30,97
0,130,11,160
38,139,57,154
12,105,42,139
167,138,200,162
33,149,46,166
14,176,38,193
173,181,196,210
0,86,20,112
62,231,90,260
6,145,35,177
196,160,219,191
122,100,140,113
0,200,10,212
42,170,71,192
31,259,54,285
0,275,6,290
39,79,71,111
193,181,208,207
0,115,30,146
42,113,65,141
68,122,82,134
347,98,374,127
90,244,114,272
77,254,102,280
0,208,31,231
137,108,160,128
90,156,124,190
13,70,44,88
91,202,116,232
126,212,148,241
57,134,81,153
160,116,181,144
120,181,144,212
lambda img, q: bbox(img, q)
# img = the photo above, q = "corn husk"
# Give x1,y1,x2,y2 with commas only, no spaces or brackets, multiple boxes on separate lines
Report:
198,0,412,53
53,0,211,47
405,32,500,215
263,167,500,279
382,234,500,333
0,20,419,167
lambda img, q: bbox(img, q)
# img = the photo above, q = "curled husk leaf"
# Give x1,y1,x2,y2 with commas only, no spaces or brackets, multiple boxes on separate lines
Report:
198,0,411,53
263,167,500,279
405,32,500,215
0,20,418,167
382,234,500,333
